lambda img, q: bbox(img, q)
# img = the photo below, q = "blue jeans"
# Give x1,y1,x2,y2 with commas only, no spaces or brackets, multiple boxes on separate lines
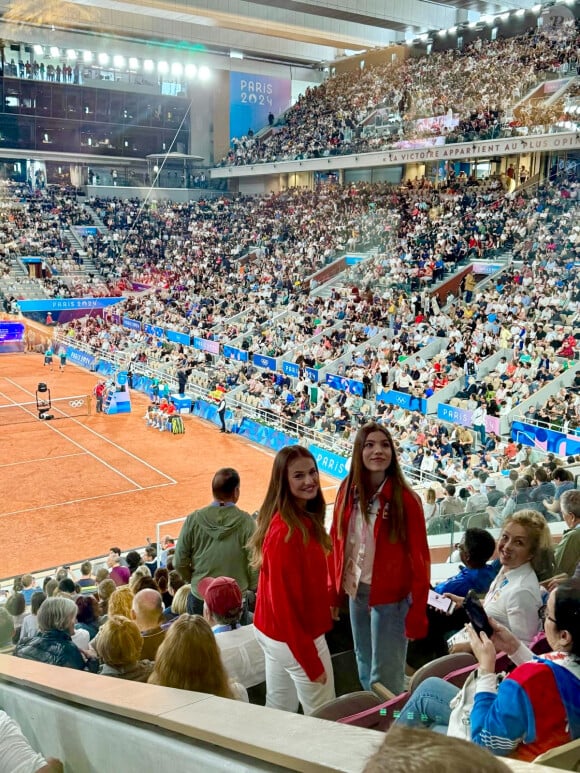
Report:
473,423,486,446
349,582,408,694
394,677,459,734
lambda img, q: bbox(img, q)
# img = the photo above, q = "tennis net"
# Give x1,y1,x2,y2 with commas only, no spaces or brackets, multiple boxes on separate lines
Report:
0,394,91,427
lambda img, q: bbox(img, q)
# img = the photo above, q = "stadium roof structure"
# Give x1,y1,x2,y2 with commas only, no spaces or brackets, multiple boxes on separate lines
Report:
0,0,541,69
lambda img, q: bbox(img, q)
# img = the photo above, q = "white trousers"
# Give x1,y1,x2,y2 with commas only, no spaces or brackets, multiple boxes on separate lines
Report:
254,629,335,715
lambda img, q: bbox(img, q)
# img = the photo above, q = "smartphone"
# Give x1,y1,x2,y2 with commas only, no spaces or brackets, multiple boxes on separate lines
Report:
464,590,494,637
428,589,456,615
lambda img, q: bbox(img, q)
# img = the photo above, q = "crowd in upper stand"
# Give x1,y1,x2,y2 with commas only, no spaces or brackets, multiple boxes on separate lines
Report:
221,24,580,166
50,175,579,446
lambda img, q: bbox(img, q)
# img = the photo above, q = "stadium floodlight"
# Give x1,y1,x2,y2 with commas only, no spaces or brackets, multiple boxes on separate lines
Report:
128,57,139,70
98,52,109,65
158,61,169,74
33,44,43,55
83,50,93,62
113,55,125,68
185,63,197,78
66,49,77,59
171,62,183,77
516,8,526,16
143,59,155,72
50,47,60,57
198,65,210,81
500,12,510,21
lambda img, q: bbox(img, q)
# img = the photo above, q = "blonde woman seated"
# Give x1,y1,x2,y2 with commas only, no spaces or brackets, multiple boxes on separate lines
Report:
409,511,550,666
89,587,134,655
446,511,551,654
148,614,248,701
160,584,190,629
97,615,154,682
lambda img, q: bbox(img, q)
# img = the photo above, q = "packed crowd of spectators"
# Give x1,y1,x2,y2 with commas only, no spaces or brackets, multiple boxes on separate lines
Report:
0,184,112,298
221,24,580,166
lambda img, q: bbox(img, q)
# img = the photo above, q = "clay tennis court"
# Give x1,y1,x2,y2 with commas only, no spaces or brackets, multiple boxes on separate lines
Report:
0,352,339,578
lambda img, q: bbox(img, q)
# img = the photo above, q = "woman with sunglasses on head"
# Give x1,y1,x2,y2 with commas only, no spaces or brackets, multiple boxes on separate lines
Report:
395,579,580,760
249,446,335,715
329,422,430,694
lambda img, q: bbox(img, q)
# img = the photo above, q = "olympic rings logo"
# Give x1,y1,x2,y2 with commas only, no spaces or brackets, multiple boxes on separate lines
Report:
68,400,85,408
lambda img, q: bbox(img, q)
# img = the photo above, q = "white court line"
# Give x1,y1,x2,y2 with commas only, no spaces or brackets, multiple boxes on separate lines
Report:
0,388,143,490
4,377,177,486
0,452,86,469
0,482,175,519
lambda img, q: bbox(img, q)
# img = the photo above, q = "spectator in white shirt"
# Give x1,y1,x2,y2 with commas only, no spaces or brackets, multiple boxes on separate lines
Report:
0,710,63,772
465,479,489,513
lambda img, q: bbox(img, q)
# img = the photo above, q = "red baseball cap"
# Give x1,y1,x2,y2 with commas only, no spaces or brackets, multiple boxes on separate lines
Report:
197,576,242,617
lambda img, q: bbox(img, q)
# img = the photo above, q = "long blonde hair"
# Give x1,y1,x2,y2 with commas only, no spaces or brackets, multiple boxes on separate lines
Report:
148,615,234,698
248,445,330,569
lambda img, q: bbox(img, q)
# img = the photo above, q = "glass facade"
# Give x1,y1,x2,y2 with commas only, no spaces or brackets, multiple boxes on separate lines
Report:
0,65,190,157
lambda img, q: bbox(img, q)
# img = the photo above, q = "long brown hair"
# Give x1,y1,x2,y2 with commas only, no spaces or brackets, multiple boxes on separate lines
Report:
336,422,415,543
249,445,330,569
148,615,234,698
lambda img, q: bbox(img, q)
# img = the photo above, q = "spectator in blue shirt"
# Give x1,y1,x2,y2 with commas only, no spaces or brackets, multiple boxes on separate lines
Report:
407,528,498,670
434,528,498,597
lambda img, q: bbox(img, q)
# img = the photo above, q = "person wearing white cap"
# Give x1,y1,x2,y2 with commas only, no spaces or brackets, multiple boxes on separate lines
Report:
465,479,489,513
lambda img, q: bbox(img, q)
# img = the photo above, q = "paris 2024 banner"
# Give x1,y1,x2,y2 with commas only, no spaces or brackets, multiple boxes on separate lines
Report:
229,72,291,140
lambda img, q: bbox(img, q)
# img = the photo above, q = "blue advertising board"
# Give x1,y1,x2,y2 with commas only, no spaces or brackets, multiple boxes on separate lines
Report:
143,324,165,339
511,419,580,458
305,367,319,383
229,71,291,138
437,403,473,427
253,353,277,371
165,330,190,346
309,444,350,480
65,346,97,371
17,297,124,312
325,373,364,396
236,417,297,452
376,389,427,414
223,345,249,362
282,361,300,378
123,317,141,331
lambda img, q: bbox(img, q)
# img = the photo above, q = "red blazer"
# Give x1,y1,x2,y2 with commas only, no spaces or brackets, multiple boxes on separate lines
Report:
254,512,332,681
328,477,430,640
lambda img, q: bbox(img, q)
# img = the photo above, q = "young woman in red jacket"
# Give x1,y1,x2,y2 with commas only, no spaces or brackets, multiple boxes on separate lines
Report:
329,422,430,694
249,445,336,714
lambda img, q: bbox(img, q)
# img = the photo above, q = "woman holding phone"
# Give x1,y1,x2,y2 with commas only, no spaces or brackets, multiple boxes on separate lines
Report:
395,580,580,761
249,446,335,715
329,422,430,694
408,510,550,669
